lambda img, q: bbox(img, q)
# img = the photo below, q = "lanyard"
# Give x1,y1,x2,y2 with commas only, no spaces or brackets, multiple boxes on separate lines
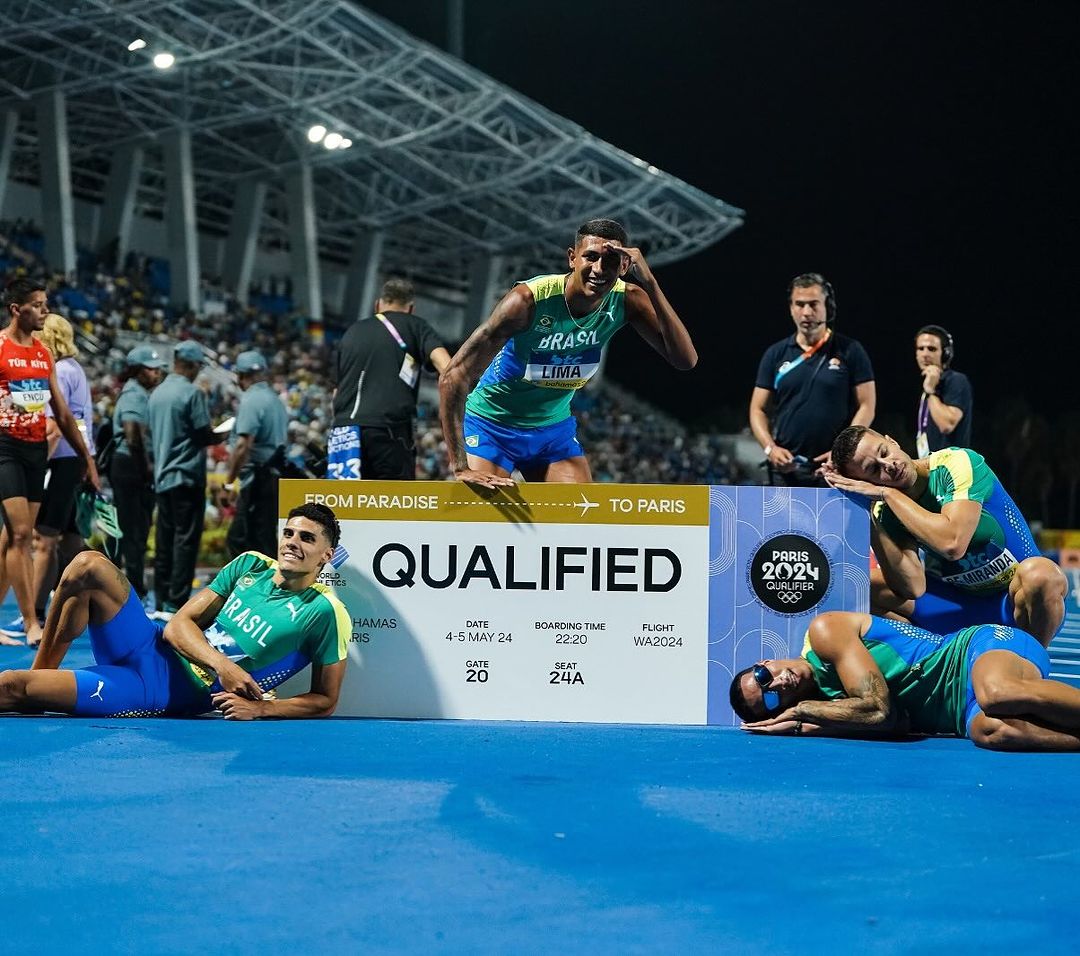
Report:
774,330,831,389
917,393,930,435
376,313,407,350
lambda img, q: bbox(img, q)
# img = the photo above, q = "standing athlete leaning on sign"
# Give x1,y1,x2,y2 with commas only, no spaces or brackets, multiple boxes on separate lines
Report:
0,278,99,648
439,218,697,488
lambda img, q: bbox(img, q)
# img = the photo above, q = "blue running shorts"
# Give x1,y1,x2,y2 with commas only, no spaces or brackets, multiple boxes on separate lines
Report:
462,412,583,473
962,624,1050,735
71,587,210,717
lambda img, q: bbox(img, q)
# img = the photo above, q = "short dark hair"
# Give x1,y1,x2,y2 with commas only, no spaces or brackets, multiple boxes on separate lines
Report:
380,277,415,307
287,502,341,549
729,666,788,722
831,425,872,476
575,218,628,246
4,277,46,310
788,272,828,297
729,666,758,722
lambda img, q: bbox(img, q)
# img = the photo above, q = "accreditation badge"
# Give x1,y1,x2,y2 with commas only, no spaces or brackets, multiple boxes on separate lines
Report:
399,352,419,388
916,431,930,458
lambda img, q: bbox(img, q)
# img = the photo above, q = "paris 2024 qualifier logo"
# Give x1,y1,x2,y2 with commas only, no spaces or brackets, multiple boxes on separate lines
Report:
747,533,831,615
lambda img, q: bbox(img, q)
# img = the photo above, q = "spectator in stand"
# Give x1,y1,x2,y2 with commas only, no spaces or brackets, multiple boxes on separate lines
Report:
110,344,168,602
147,340,225,620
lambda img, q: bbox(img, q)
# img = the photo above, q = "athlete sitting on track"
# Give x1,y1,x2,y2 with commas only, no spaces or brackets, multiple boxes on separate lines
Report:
823,425,1066,645
0,502,350,719
730,611,1080,751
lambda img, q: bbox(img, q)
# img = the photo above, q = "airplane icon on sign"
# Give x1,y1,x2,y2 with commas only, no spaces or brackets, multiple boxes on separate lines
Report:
576,494,599,517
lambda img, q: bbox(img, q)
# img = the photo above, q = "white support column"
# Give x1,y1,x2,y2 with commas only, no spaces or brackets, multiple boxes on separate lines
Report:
285,161,322,320
97,142,144,268
342,227,384,322
464,254,504,335
162,127,201,312
0,110,19,220
33,89,76,275
222,179,267,305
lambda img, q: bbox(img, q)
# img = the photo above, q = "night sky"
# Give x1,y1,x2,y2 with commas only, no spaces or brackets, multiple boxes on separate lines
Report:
360,1,1080,440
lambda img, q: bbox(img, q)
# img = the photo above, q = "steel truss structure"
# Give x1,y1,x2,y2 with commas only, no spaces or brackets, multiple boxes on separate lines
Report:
2,0,743,289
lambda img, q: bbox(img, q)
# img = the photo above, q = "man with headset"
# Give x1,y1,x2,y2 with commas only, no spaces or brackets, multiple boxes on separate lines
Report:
749,273,876,486
915,325,972,455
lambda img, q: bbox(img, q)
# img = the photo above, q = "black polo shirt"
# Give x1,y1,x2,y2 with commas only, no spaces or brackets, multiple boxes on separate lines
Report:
754,332,875,459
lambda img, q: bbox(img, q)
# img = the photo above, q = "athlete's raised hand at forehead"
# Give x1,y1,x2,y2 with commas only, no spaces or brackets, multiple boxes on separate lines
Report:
605,242,654,287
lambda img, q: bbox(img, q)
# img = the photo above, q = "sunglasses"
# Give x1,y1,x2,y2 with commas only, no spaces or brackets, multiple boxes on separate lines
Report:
753,663,782,712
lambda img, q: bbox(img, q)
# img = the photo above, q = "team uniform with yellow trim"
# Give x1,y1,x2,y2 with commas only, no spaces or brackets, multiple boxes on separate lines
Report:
463,273,628,470
71,551,351,717
803,615,1049,737
874,447,1040,633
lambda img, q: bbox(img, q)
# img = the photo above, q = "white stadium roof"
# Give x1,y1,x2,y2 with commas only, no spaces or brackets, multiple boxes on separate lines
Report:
2,0,743,288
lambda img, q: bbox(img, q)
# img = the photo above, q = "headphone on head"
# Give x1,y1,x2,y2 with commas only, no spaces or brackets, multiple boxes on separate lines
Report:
917,324,954,368
788,272,836,327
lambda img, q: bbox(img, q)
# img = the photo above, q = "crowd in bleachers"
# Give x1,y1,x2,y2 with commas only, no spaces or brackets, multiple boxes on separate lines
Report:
1,223,747,503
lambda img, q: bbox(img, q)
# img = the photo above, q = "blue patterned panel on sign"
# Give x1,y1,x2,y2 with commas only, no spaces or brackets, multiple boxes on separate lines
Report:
705,486,870,725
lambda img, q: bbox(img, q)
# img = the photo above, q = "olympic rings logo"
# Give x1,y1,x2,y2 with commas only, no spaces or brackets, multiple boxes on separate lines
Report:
776,591,803,604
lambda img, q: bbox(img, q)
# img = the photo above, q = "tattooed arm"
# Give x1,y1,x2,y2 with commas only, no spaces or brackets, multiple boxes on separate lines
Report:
745,613,906,738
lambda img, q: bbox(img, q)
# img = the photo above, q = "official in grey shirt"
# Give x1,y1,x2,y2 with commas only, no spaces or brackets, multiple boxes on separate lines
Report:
225,350,289,558
147,340,224,617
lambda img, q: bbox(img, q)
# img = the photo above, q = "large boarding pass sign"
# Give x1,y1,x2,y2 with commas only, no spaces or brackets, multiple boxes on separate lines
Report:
276,480,870,725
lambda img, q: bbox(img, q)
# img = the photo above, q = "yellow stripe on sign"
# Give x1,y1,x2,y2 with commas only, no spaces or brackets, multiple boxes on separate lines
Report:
277,479,709,526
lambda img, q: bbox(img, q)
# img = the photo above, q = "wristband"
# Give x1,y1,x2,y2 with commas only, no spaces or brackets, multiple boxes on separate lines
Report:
924,390,936,397
762,444,773,458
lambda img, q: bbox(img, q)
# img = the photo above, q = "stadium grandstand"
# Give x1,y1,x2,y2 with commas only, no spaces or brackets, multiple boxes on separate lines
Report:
3,5,1080,954
1,0,748,488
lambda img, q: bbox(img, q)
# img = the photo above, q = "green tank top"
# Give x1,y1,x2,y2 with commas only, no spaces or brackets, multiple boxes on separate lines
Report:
803,624,978,736
465,273,628,428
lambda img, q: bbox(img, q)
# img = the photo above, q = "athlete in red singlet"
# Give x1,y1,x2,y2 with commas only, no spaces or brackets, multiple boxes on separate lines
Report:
0,278,99,647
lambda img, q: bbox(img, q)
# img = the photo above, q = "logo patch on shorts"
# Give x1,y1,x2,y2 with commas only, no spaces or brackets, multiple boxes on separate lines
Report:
465,434,479,447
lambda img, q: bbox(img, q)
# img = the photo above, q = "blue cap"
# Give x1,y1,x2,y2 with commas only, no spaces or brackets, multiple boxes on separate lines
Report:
174,340,206,364
126,345,167,369
235,350,267,373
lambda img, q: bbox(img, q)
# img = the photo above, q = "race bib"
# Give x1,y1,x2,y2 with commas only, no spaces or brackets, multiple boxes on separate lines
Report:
524,348,602,390
9,379,48,414
327,425,361,480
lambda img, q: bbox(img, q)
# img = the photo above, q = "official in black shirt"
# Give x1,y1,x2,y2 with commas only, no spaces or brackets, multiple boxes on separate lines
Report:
914,325,972,456
749,274,876,486
328,278,451,480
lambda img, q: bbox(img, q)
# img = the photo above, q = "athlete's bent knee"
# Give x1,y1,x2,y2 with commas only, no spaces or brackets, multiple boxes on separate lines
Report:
59,551,115,591
0,669,29,710
973,673,1030,715
1017,557,1068,599
969,713,1025,751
